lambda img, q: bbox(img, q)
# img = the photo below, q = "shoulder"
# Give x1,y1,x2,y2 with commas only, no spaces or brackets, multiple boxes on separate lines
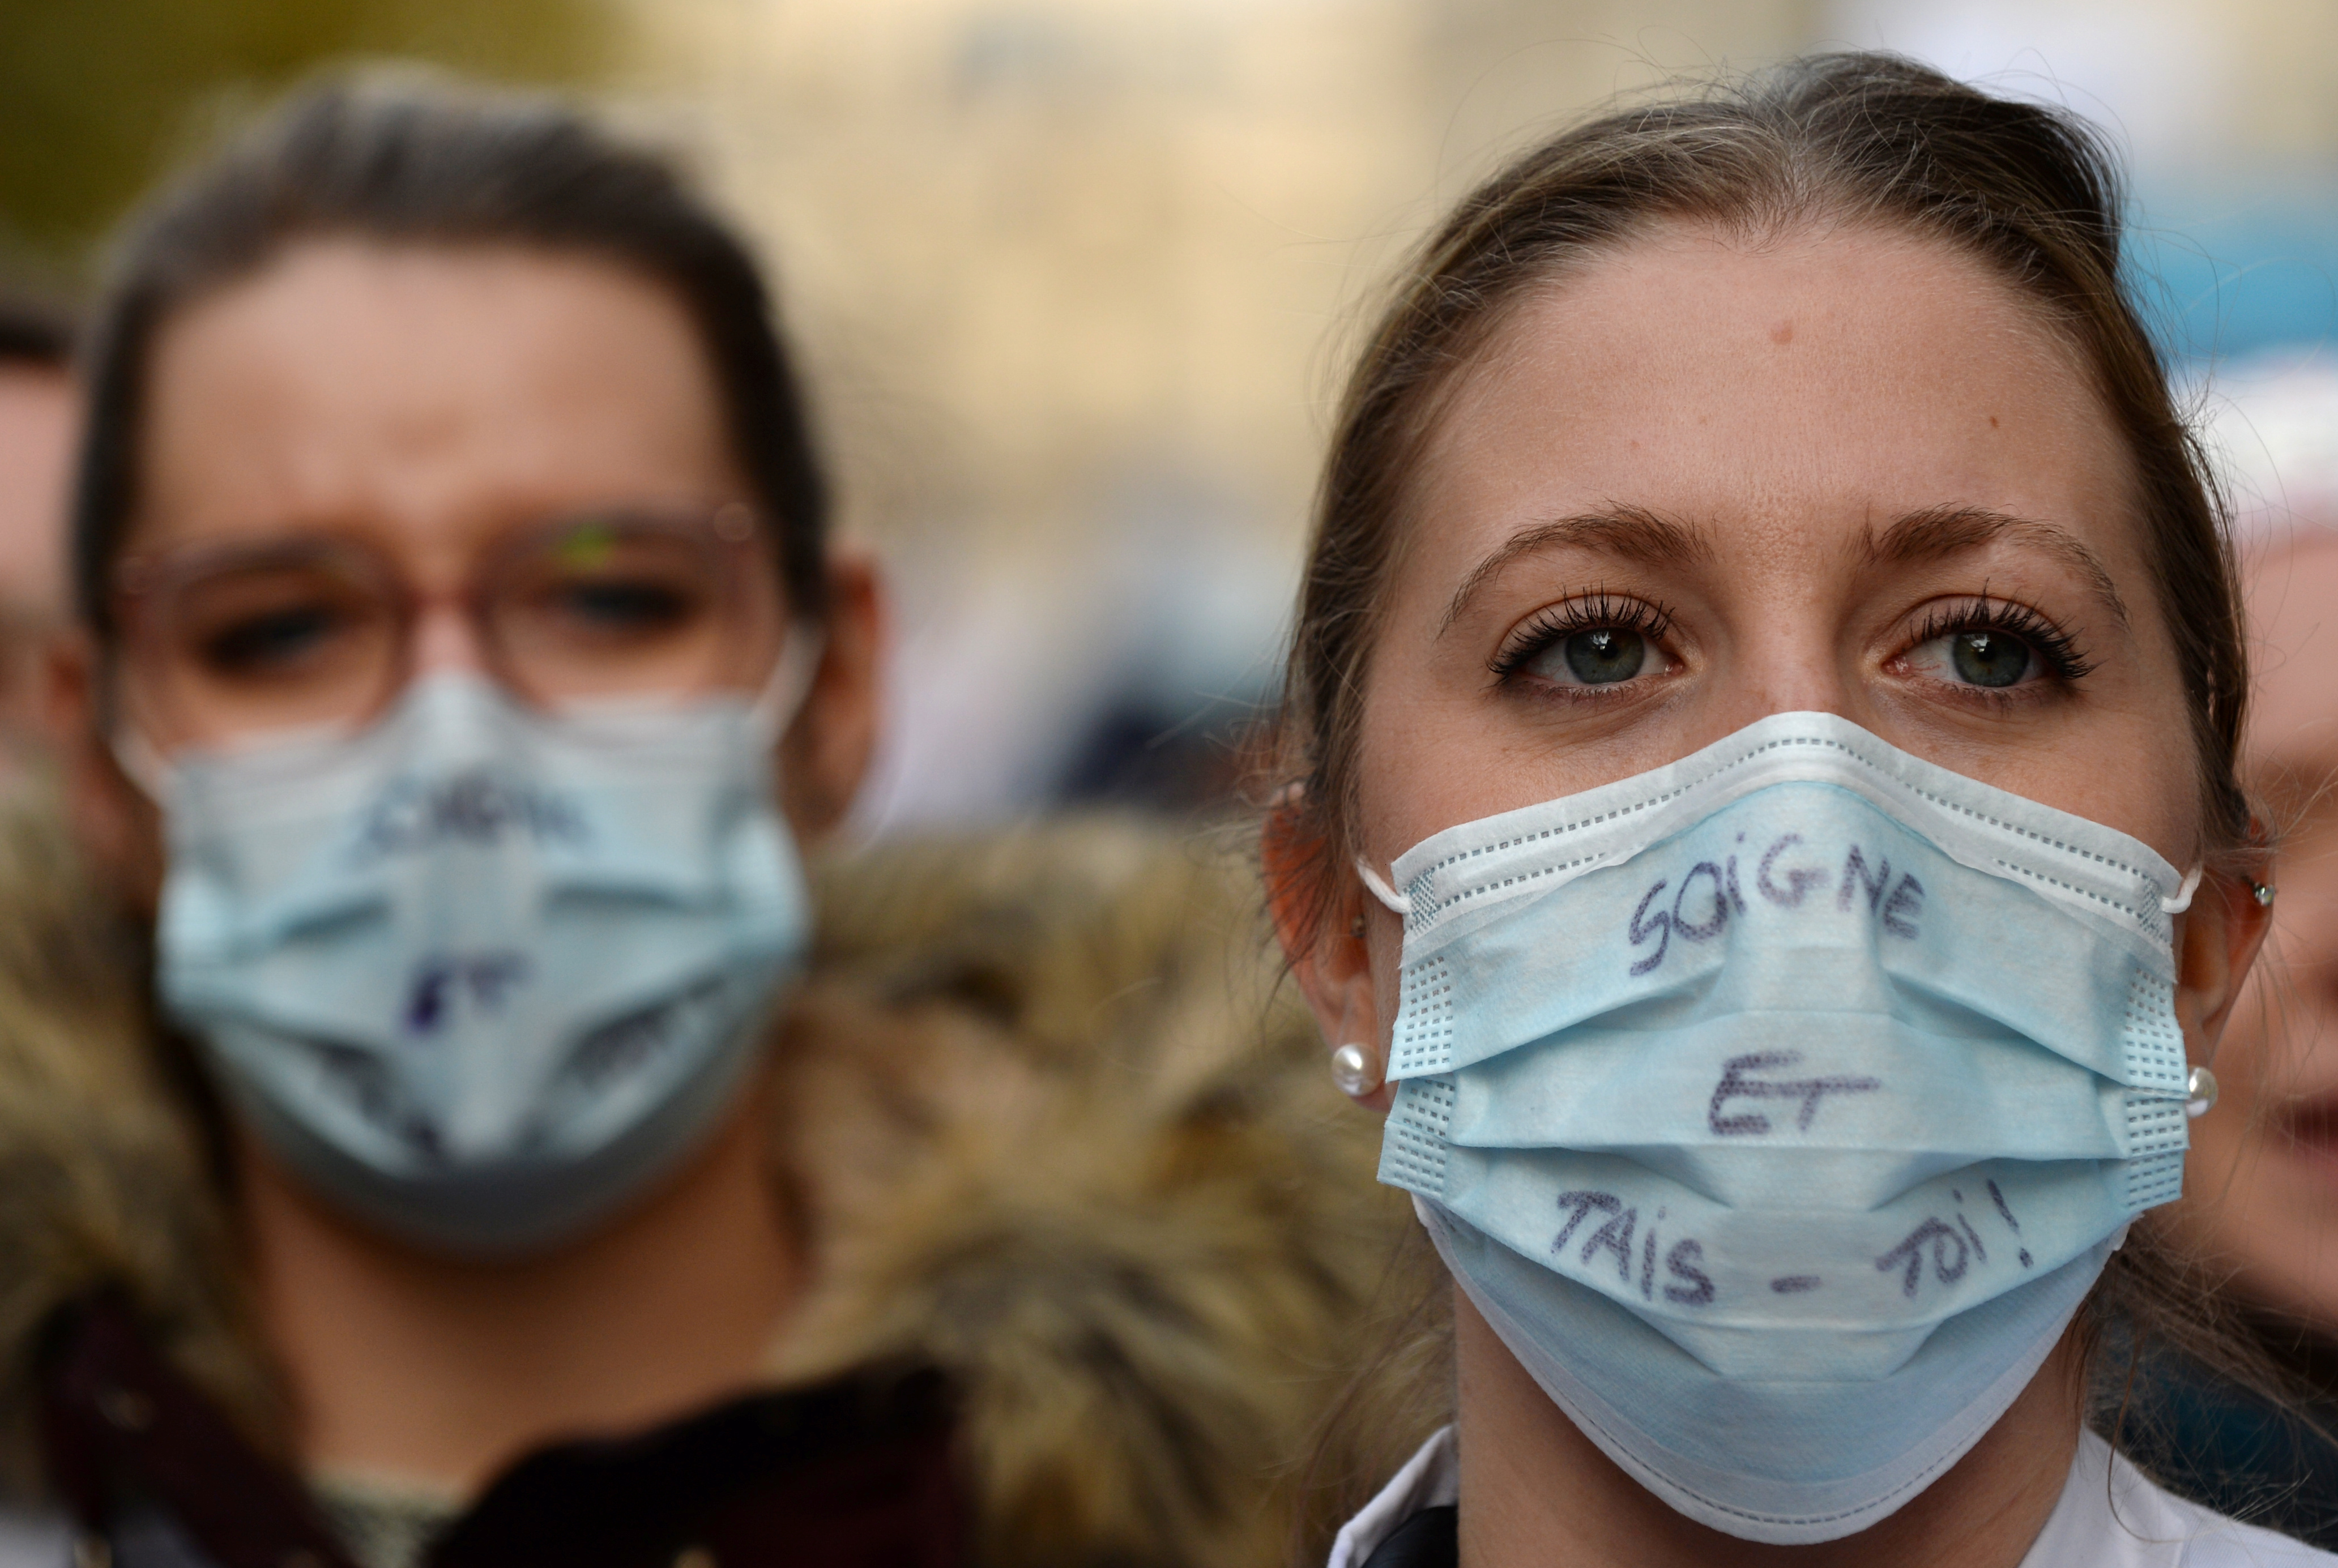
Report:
2023,1432,2338,1567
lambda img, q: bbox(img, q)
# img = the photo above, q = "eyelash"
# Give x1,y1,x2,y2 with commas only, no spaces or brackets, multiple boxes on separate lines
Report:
1485,590,2093,693
1490,591,1675,681
1905,594,2096,683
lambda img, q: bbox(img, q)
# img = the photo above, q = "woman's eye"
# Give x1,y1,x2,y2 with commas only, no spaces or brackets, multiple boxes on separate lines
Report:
199,605,345,675
1522,627,1667,687
1905,629,2038,690
552,580,693,634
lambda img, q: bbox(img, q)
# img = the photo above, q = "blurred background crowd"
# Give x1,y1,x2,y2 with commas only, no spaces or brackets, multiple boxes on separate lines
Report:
10,0,2338,831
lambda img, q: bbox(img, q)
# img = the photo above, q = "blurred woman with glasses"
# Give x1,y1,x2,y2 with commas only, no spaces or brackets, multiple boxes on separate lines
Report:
0,72,1394,1568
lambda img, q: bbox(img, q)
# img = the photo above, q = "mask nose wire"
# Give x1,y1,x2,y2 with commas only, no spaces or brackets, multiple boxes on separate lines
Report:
2160,864,2204,915
1356,859,1409,916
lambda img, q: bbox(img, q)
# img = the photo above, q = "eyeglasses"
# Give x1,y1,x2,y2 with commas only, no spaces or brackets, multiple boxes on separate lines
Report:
111,505,786,752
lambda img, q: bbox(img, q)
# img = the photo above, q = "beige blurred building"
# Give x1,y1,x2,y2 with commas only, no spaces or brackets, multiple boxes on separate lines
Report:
638,1,1812,540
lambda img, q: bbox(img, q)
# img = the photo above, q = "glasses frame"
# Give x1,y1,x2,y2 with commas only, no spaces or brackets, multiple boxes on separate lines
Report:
108,502,786,753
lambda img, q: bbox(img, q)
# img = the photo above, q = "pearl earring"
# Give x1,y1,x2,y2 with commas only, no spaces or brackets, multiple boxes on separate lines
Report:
2253,882,2276,907
2186,1063,2219,1118
1330,1043,1383,1099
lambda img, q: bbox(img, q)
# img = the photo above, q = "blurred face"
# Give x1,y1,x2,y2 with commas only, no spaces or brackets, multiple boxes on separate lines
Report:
62,238,881,894
1280,220,2263,1117
0,360,74,747
2160,535,2338,1329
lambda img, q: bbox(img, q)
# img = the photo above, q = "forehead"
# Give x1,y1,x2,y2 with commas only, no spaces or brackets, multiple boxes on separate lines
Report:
0,365,74,609
134,238,736,551
1406,221,2136,576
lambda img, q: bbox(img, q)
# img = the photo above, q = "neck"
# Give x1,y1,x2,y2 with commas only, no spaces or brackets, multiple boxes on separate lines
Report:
240,1065,802,1497
1452,1290,2080,1568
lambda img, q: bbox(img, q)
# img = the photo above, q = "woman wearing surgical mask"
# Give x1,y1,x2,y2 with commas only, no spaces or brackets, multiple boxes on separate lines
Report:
0,74,1392,1568
1266,54,2330,1566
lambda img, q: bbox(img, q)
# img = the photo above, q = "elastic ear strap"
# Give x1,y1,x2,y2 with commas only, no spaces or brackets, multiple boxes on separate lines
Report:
2160,865,2204,915
749,626,826,745
109,725,171,806
1356,860,1409,915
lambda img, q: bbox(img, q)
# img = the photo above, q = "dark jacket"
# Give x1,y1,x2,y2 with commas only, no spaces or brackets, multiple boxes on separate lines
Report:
2119,1329,2338,1550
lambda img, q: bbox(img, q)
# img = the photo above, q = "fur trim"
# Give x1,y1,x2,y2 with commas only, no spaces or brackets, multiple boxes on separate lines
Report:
784,822,1418,1566
0,786,285,1493
0,800,1419,1567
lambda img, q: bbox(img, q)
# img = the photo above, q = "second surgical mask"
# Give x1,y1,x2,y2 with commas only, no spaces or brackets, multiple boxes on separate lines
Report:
150,667,812,1254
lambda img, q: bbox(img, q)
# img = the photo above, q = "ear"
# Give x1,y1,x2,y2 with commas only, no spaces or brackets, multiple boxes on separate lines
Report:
2174,866,2275,1066
41,627,164,911
779,545,885,843
1262,788,1396,1111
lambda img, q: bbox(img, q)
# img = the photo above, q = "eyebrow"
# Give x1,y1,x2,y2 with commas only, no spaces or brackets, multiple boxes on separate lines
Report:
1437,501,2132,639
1867,505,2130,630
1438,505,1710,636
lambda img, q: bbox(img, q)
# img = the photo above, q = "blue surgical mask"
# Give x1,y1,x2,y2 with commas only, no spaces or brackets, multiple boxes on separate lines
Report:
139,653,815,1255
1360,711,2202,1543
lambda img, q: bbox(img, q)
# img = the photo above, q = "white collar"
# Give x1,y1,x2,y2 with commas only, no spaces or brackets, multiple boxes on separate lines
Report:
2019,1428,2333,1566
1326,1426,1455,1568
1326,1427,2337,1567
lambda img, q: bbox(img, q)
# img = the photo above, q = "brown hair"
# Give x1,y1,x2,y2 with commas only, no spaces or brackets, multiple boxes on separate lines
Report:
1274,50,2290,1494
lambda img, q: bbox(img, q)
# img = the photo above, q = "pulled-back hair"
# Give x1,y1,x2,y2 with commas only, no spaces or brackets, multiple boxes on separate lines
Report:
71,69,830,639
1275,50,2287,1501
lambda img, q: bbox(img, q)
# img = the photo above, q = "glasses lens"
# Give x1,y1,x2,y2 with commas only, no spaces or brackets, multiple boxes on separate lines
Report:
490,514,772,706
123,545,399,747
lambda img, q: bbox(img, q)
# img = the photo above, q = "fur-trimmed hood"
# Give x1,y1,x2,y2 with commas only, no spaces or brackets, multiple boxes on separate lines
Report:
0,798,1421,1567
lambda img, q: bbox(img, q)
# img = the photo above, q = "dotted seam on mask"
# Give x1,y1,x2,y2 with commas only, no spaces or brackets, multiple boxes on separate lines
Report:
2119,968,2187,1094
1392,956,1456,1076
2123,1148,2184,1212
2122,1094,2187,1157
1379,1078,1456,1193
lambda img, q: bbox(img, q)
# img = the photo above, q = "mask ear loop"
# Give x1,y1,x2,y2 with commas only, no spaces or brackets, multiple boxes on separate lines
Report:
109,724,172,806
2153,863,2225,1117
94,635,173,805
746,625,826,747
2160,865,2203,915
1329,860,1411,1101
1356,860,1409,916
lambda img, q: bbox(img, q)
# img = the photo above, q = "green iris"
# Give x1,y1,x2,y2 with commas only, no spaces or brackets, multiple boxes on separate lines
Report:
1564,629,1646,684
1949,630,2029,688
